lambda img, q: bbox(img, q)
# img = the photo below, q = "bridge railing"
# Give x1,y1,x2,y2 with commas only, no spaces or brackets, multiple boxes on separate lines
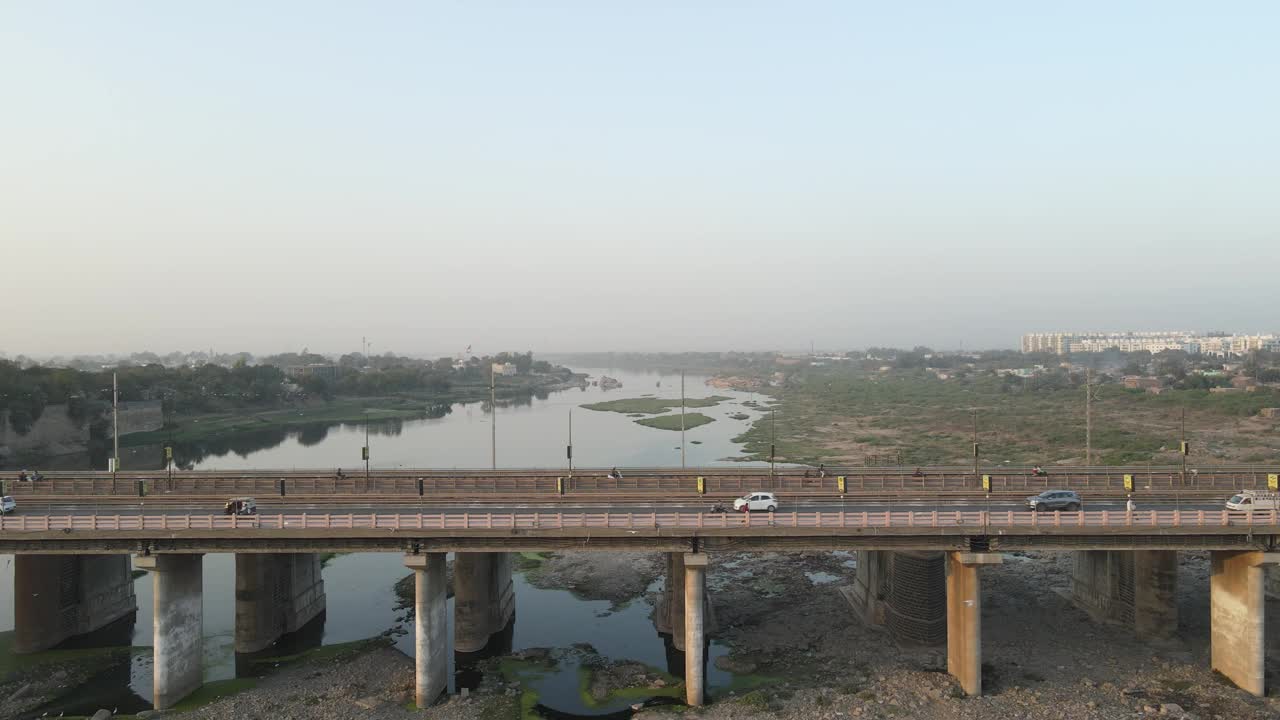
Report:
2,508,1277,532
3,469,1274,498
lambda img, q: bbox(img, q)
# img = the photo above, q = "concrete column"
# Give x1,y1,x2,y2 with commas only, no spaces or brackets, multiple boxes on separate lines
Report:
14,554,137,653
405,553,447,708
453,552,516,653
1210,551,1279,696
1072,550,1178,638
136,554,203,710
234,553,327,653
946,552,1002,696
654,552,687,649
1134,550,1178,639
683,553,708,707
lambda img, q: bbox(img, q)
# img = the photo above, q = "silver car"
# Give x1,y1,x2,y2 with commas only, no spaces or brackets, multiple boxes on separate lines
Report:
1027,490,1081,512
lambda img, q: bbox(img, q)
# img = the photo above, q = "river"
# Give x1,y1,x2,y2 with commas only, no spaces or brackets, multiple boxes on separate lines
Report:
1,368,766,717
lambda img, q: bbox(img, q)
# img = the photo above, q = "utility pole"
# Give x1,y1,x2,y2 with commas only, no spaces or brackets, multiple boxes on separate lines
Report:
567,409,574,478
680,370,686,468
363,409,370,489
112,372,120,479
1085,367,1092,466
1180,407,1188,487
490,363,497,470
770,408,777,479
972,410,979,476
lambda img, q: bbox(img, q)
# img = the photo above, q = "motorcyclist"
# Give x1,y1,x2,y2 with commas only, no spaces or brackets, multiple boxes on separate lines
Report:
1032,465,1047,477
608,467,623,480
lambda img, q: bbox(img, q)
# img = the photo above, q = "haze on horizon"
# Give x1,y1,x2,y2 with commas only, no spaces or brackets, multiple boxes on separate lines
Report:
2,2,1277,358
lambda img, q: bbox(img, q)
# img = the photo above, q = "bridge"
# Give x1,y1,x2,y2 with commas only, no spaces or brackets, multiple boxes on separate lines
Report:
2,465,1278,710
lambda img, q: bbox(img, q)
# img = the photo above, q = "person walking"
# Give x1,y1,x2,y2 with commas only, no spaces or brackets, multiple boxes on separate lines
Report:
1126,495,1136,513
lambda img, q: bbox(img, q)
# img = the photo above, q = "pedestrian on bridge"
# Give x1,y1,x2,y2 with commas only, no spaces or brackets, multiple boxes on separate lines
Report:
1126,495,1136,513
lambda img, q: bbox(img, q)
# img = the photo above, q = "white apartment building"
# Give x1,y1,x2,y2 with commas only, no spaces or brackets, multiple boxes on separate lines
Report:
1021,332,1278,356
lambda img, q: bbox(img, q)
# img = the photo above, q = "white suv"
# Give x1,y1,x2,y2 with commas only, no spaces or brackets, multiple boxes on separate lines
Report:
733,492,778,513
1,496,15,514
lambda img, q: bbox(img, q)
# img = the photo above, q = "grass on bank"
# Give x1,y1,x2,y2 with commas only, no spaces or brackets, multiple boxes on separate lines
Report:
731,366,1280,466
120,398,434,447
635,413,714,431
582,396,730,415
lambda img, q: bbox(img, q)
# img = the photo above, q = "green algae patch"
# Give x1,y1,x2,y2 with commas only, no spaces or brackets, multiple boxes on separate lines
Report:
576,662,683,708
496,655,559,720
635,413,714,431
582,396,729,414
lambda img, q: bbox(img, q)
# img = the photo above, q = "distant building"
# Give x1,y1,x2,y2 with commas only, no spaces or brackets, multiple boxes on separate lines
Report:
1022,331,1278,357
1260,408,1280,419
1123,376,1163,392
491,363,517,376
285,364,339,382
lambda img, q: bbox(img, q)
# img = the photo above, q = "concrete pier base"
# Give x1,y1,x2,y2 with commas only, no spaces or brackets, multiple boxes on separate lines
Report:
405,553,447,708
136,554,204,710
453,552,515,653
1072,550,1178,639
13,554,137,653
683,553,708,707
234,553,327,653
946,552,1001,697
1210,551,1279,696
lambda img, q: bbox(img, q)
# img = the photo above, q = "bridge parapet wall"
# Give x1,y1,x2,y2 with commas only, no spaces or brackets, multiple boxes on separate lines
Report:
3,467,1273,498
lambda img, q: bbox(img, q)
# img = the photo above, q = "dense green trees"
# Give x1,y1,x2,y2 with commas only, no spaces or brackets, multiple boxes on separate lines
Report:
0,352,568,436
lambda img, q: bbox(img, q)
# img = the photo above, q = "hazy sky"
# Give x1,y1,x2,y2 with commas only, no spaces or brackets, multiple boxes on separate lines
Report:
2,2,1277,357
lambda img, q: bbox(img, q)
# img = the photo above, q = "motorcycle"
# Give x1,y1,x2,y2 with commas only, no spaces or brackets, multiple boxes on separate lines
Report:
708,502,730,514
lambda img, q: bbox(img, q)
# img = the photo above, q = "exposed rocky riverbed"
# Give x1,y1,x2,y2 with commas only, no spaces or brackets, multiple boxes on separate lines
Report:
22,549,1280,720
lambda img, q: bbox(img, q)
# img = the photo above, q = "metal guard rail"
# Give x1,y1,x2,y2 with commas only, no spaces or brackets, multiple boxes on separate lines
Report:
1,509,1277,532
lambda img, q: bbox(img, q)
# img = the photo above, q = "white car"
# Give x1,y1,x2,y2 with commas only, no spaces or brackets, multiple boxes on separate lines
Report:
1,496,15,514
733,491,778,513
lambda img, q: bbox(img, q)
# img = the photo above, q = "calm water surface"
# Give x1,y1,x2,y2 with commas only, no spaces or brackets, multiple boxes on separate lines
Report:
2,368,759,716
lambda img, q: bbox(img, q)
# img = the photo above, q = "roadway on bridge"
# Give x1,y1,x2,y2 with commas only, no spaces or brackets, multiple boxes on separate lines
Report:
11,498,1227,517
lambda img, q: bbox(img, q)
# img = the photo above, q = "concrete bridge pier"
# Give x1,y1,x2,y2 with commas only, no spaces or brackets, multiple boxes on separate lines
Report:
946,552,1002,696
1071,550,1178,639
405,553,448,708
453,552,515,653
1210,551,1279,696
136,554,204,710
13,554,137,653
234,553,327,653
683,553,709,707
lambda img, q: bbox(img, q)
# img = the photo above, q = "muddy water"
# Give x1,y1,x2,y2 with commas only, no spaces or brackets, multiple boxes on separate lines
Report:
2,368,760,717
3,553,734,718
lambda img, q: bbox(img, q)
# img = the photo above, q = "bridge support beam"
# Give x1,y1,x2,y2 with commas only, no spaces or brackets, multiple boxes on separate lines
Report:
683,553,708,707
405,553,447,708
946,552,1002,696
1210,551,1279,696
453,552,515,653
136,554,203,710
1072,550,1178,639
13,554,137,653
234,553,327,653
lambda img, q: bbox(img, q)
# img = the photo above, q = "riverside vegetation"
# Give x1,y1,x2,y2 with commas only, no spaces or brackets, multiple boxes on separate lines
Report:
728,349,1280,466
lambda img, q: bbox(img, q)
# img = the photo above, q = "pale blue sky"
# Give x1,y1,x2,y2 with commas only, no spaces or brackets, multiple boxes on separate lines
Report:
1,2,1277,355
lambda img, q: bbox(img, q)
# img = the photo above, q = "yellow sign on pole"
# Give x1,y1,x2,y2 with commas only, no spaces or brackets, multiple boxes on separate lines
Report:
1269,473,1278,491
837,475,846,493
1123,474,1134,491
981,474,991,492
696,476,705,494
557,477,564,495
